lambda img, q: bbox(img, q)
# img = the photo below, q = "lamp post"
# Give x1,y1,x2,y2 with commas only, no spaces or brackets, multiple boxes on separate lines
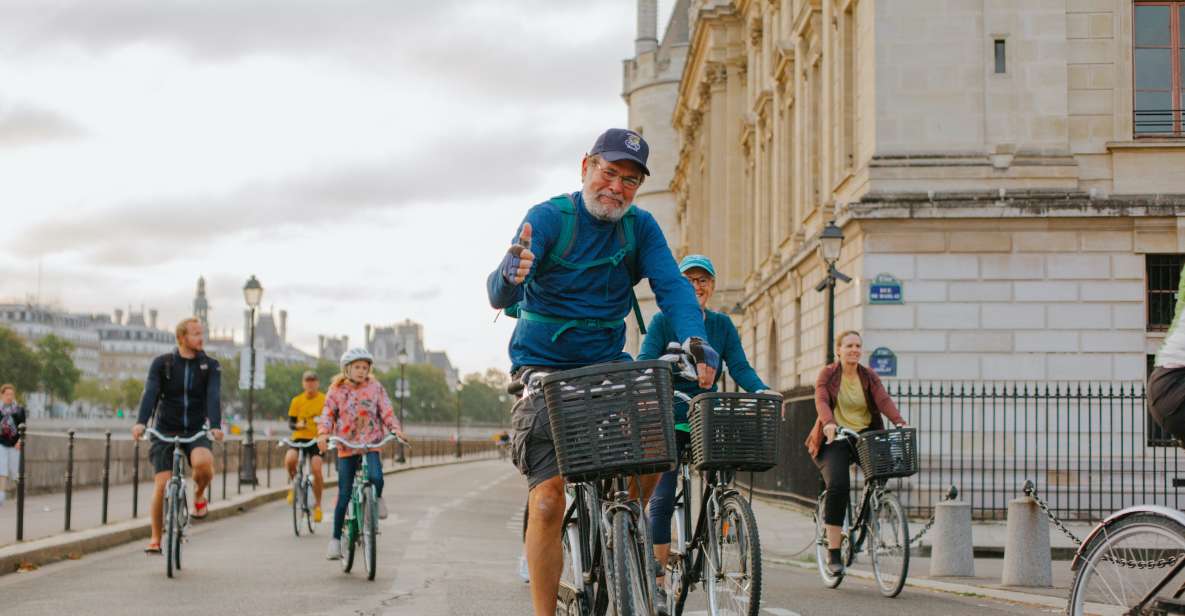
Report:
239,275,263,486
814,221,851,365
454,383,463,459
395,350,408,463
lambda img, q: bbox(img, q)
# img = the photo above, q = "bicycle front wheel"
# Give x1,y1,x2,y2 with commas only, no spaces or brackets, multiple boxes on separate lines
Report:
305,479,316,534
363,485,378,580
705,493,761,616
342,505,358,573
165,483,179,578
814,492,843,588
1068,512,1185,616
869,492,909,598
292,476,303,537
609,509,651,616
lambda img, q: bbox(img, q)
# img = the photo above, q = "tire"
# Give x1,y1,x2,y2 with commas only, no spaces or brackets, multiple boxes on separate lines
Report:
165,482,178,578
342,500,357,573
702,493,761,616
305,478,316,535
814,492,844,588
292,475,302,537
1067,512,1185,616
609,510,650,616
363,485,378,581
869,493,909,598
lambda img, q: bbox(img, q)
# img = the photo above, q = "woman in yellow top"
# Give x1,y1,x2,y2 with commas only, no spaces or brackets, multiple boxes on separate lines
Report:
806,331,907,576
286,370,326,522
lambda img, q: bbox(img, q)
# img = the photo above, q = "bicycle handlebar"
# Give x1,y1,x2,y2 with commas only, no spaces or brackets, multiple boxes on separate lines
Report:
144,427,208,443
280,438,319,449
327,433,404,451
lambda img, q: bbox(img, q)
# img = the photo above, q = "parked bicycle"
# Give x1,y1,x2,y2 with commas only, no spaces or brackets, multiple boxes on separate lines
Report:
145,426,208,579
551,360,675,616
280,438,319,537
328,433,404,581
813,426,916,598
665,391,781,616
1067,503,1185,615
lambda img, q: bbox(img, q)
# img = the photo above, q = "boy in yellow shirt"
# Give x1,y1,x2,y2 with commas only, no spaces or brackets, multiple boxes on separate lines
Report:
286,371,326,521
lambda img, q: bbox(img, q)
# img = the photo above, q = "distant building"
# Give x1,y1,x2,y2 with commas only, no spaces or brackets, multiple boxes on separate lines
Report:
426,350,459,391
0,303,102,378
194,276,210,330
364,319,427,371
318,335,349,364
96,308,174,381
245,307,314,365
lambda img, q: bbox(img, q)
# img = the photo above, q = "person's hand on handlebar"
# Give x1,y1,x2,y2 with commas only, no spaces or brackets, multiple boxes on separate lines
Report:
682,337,719,389
823,422,838,444
210,428,224,442
131,423,146,441
316,434,329,455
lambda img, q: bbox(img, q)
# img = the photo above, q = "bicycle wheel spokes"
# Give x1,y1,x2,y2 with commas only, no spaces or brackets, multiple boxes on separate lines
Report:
814,493,843,589
712,494,761,616
292,476,302,537
1069,514,1185,615
364,485,378,580
869,494,909,598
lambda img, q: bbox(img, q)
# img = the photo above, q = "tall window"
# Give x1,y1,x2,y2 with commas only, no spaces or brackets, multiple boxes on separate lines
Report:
1135,2,1184,136
1147,253,1185,331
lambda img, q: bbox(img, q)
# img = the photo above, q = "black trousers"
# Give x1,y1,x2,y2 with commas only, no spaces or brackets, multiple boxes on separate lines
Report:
1150,367,1185,445
816,439,856,526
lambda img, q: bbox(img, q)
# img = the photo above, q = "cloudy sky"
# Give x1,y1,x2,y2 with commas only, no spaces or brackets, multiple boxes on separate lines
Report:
0,0,678,375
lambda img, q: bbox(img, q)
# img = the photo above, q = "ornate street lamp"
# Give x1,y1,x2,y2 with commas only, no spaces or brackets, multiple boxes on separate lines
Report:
239,275,263,486
814,222,852,365
395,350,409,463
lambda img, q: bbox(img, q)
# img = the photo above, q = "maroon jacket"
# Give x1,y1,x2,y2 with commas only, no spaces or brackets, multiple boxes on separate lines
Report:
806,362,905,459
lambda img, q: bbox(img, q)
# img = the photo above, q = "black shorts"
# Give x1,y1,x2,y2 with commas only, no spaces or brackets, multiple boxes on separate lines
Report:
149,434,212,474
290,438,324,458
510,371,559,490
1149,366,1185,445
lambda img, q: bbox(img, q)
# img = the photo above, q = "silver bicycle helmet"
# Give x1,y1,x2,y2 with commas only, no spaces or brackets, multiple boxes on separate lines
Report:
339,347,374,370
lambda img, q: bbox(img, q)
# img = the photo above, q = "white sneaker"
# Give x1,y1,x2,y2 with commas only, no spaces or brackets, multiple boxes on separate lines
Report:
327,539,341,560
377,498,389,520
518,555,530,583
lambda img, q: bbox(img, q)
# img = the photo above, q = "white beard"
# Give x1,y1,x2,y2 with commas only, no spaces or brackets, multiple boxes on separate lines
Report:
583,188,628,222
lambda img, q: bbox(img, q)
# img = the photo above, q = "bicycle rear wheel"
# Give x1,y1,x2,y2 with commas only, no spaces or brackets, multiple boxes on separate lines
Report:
305,478,316,534
705,493,761,616
814,492,844,588
1068,512,1185,616
609,509,651,616
869,492,909,598
165,482,179,578
292,475,303,537
363,485,378,580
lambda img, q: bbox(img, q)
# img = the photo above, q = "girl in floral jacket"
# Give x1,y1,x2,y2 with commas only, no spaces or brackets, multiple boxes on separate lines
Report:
317,347,404,560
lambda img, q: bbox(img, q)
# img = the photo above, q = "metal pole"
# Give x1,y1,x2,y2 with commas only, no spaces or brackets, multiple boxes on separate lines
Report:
455,390,462,459
101,430,111,525
266,440,272,488
64,429,75,531
397,361,406,464
825,269,836,365
132,437,140,518
222,440,228,500
16,424,26,541
241,306,258,486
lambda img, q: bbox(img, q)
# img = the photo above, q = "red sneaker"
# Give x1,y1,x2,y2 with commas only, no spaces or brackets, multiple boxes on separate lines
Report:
193,499,209,519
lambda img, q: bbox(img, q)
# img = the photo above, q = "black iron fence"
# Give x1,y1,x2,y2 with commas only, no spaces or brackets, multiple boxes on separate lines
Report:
748,380,1176,522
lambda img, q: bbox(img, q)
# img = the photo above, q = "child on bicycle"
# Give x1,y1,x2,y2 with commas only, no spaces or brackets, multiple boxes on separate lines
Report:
317,347,404,560
808,330,907,576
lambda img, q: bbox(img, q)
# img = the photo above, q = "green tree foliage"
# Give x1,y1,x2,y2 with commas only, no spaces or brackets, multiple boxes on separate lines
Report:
375,363,452,423
0,326,39,396
36,334,81,403
458,369,512,425
245,359,337,420
73,377,147,415
117,378,145,412
209,351,241,413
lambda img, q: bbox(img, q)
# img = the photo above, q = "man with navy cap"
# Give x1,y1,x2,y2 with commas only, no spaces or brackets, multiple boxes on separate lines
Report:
488,129,719,615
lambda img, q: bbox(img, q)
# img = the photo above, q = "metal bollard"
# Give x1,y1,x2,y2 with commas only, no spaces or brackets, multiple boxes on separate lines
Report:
64,430,75,531
222,441,228,500
266,440,272,489
101,430,112,525
930,488,974,577
132,437,140,518
16,424,26,541
1001,482,1052,587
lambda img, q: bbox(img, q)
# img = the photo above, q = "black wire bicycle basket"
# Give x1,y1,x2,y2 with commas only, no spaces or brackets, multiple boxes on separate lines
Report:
854,428,919,480
688,393,782,472
542,360,676,483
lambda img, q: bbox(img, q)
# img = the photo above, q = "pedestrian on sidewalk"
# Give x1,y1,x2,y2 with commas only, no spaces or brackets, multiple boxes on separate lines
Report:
807,331,908,576
0,384,27,506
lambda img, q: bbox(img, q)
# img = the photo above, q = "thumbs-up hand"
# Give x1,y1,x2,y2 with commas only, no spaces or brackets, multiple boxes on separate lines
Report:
501,223,535,285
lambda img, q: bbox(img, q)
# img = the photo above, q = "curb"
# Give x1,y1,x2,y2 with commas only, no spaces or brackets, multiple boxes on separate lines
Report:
765,556,1067,611
0,456,495,576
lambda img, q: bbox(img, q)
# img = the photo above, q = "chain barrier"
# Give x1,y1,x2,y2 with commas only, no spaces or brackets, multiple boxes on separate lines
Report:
1022,480,1179,569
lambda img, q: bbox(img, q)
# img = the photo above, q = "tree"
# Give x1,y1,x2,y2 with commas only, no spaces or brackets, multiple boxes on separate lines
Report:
117,378,146,415
74,378,110,410
376,363,452,423
0,326,39,396
458,369,513,426
36,334,80,404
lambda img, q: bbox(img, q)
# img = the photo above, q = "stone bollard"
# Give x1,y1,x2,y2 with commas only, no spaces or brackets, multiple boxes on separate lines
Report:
1001,495,1052,587
930,499,975,577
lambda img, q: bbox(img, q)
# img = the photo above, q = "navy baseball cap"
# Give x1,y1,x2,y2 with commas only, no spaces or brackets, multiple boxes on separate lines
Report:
589,128,650,176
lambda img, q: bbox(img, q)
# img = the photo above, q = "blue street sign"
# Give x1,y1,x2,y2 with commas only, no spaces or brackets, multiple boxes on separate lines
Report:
869,273,903,304
870,347,897,377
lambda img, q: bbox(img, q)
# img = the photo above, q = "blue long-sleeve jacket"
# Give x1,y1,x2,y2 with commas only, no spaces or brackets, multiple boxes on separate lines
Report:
136,350,222,434
638,309,769,426
488,191,706,372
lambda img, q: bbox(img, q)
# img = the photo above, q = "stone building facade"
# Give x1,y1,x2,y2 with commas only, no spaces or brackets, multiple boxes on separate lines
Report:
646,0,1185,391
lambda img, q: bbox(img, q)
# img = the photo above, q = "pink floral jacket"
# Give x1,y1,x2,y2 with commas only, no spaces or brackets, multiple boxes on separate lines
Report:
317,378,400,457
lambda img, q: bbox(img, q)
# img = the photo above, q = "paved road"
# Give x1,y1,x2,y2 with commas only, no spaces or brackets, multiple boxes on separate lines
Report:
1,460,1051,615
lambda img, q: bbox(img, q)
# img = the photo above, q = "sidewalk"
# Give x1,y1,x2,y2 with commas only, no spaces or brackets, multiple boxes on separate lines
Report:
750,494,1088,609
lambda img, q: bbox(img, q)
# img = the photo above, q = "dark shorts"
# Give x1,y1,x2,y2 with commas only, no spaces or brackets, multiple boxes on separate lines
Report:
149,435,212,474
510,372,560,490
1149,366,1185,445
290,438,324,458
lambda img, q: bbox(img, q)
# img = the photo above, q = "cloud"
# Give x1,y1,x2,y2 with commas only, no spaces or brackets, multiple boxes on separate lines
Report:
0,103,85,146
10,122,588,265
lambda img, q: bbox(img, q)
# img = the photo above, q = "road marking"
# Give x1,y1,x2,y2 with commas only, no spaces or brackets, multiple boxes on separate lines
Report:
764,609,802,616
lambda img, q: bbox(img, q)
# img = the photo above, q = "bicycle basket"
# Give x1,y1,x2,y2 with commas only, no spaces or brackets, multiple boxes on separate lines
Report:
854,428,919,480
688,393,782,472
541,360,676,483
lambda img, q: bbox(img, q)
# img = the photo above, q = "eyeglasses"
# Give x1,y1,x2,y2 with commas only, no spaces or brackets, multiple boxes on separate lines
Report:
685,275,714,287
592,160,643,189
